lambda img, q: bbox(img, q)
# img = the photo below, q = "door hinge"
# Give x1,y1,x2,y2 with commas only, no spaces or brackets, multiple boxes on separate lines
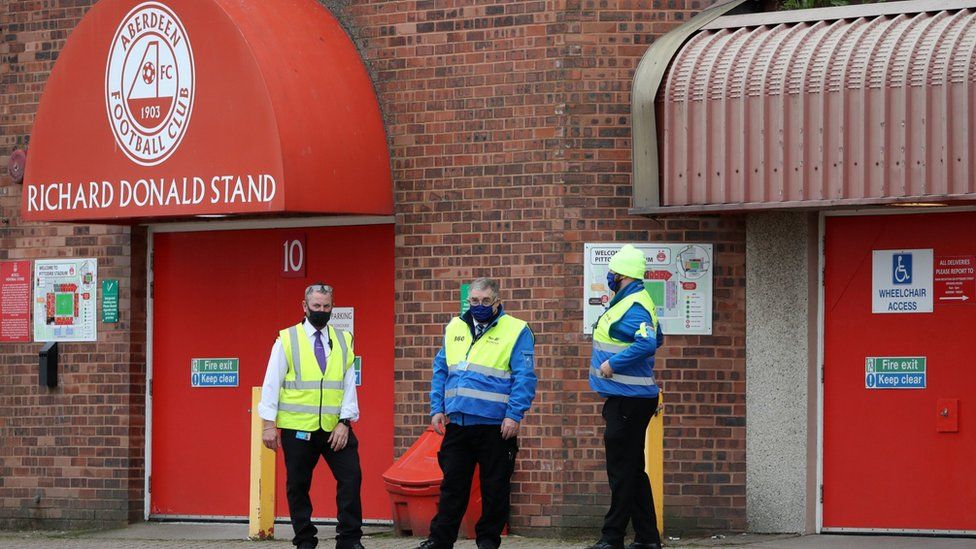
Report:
819,484,824,504
148,379,152,397
149,281,154,299
148,475,152,494
821,363,825,384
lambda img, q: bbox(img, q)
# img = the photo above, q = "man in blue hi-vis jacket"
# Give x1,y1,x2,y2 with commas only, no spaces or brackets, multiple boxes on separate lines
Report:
418,277,537,549
587,245,664,549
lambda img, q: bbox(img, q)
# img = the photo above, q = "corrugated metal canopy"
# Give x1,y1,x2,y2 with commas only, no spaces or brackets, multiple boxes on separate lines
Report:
632,0,976,214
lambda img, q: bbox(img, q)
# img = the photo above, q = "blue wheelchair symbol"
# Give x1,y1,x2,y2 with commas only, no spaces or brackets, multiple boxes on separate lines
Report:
892,254,912,285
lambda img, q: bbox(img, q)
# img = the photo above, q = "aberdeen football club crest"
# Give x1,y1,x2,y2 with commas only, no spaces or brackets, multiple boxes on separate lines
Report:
105,2,195,166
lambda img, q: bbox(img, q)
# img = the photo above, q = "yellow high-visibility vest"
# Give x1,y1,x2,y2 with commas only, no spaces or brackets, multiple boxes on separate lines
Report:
276,323,353,432
443,314,526,418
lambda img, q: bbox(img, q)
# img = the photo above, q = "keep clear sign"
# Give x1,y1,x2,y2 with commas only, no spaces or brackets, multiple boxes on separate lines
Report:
191,358,239,387
872,249,933,313
865,356,926,389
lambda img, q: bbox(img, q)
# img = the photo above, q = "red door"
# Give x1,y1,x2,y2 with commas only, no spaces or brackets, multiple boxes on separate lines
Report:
151,224,394,519
823,212,976,532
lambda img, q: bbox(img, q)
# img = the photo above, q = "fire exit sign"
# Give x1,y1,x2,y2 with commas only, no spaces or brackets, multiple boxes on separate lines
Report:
865,356,926,389
191,358,239,387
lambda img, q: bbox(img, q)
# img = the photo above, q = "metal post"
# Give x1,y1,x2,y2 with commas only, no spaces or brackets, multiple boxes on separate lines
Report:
645,392,665,536
249,387,276,540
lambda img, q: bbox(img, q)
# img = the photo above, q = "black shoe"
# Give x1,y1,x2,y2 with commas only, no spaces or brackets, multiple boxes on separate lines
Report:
586,542,624,549
417,540,443,549
627,543,661,549
341,544,365,549
476,540,497,549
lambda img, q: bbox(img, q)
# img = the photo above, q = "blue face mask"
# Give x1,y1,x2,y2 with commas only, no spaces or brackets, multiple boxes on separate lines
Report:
607,271,621,293
469,303,495,323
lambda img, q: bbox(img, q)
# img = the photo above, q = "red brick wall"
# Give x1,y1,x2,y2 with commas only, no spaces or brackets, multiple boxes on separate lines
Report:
339,0,746,536
0,0,146,529
0,0,746,534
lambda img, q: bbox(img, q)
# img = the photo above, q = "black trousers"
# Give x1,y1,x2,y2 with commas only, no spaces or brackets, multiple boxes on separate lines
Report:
280,427,363,549
600,396,661,546
428,423,518,549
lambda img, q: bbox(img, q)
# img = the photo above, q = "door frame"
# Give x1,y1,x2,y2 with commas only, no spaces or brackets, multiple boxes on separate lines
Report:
143,215,394,521
817,206,976,535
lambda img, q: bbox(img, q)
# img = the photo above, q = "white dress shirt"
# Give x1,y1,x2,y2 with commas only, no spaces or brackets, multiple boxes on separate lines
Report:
258,320,359,423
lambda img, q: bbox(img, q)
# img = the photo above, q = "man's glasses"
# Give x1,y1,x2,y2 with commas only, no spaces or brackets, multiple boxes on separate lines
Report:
467,297,497,307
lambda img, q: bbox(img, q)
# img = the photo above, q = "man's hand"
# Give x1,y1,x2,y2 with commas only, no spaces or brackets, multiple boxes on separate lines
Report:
329,422,350,451
262,424,280,451
599,360,614,378
500,417,519,440
431,412,448,435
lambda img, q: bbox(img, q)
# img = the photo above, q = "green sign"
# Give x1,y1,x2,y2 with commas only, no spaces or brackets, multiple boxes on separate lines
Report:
353,356,362,386
865,356,926,374
102,279,119,323
460,283,470,314
191,358,239,387
192,358,239,373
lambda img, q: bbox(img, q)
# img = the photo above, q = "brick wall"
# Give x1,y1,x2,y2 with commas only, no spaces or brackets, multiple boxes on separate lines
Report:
340,0,747,537
0,0,145,529
0,0,746,534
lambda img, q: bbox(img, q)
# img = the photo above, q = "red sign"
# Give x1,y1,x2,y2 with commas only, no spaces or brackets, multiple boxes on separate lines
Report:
934,255,975,304
1,261,31,342
23,0,391,222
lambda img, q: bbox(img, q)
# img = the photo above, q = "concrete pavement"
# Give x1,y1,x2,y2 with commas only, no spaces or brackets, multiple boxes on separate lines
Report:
0,522,973,548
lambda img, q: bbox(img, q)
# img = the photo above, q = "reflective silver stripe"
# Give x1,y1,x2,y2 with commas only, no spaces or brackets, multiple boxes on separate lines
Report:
333,328,349,370
283,381,344,390
444,387,510,404
287,326,303,382
278,403,342,415
447,361,511,379
593,340,630,353
590,367,656,386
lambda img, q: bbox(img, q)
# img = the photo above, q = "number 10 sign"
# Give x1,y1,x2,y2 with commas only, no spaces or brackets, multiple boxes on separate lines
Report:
282,233,306,278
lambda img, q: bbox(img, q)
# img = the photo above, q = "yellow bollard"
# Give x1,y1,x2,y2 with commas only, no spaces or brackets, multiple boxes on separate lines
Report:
644,392,664,536
249,387,277,540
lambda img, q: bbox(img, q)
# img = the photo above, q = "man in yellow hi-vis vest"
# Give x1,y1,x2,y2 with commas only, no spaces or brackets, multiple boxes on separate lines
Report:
586,245,664,549
259,283,363,549
417,277,537,549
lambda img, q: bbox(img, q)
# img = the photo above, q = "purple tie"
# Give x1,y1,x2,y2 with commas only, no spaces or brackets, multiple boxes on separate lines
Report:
313,330,327,373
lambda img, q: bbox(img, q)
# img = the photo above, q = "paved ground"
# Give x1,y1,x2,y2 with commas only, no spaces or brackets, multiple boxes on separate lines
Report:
0,523,973,548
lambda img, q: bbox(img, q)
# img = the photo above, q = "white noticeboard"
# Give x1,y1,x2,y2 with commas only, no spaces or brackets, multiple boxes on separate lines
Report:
330,307,359,385
584,243,713,335
872,249,933,314
33,258,98,342
330,307,354,333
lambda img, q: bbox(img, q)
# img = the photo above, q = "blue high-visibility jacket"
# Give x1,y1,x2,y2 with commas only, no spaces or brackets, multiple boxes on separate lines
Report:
430,306,536,425
590,280,664,398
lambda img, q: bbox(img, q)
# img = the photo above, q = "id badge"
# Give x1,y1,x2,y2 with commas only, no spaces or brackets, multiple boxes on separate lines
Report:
456,360,468,372
295,431,311,441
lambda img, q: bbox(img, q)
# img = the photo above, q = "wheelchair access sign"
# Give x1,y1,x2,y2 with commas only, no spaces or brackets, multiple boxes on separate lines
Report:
872,249,933,313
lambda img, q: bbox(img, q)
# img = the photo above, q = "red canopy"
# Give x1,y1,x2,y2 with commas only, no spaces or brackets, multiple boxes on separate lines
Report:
23,0,392,222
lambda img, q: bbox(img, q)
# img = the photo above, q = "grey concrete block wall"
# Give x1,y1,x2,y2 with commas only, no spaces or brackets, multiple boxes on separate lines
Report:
745,212,815,533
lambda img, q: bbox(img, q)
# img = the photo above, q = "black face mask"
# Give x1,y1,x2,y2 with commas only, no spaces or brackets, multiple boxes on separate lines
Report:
306,310,331,330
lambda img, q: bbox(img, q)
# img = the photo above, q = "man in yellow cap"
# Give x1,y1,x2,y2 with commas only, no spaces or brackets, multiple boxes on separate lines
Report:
586,245,664,549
